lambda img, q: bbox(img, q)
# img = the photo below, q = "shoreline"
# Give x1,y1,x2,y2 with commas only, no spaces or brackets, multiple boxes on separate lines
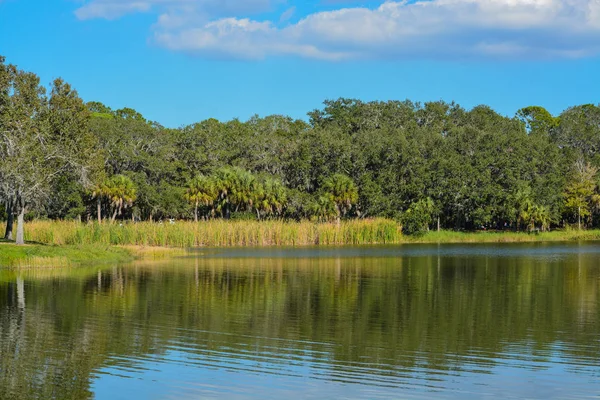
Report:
2,227,600,268
0,242,186,269
406,229,600,244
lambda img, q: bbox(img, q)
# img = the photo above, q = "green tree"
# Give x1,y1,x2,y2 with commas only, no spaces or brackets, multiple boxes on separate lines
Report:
212,167,258,218
98,175,137,223
528,204,551,232
254,177,287,220
0,59,96,244
321,174,358,223
563,161,600,230
311,194,338,222
516,106,558,136
402,198,435,235
185,175,217,222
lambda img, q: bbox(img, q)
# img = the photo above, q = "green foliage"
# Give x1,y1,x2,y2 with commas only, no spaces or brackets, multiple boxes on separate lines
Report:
563,161,600,228
516,106,559,135
93,175,137,222
0,59,100,243
46,175,86,220
185,175,217,221
401,198,434,235
254,176,287,219
321,174,358,220
310,194,338,222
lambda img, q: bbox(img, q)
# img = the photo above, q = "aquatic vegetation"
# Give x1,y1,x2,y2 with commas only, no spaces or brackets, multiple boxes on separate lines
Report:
22,219,402,247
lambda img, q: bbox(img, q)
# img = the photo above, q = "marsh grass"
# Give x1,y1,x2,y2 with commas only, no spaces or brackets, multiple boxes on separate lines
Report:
21,219,402,247
120,246,188,259
7,221,600,254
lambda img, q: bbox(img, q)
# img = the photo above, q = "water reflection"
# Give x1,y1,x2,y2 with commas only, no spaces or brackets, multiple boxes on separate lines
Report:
1,243,599,399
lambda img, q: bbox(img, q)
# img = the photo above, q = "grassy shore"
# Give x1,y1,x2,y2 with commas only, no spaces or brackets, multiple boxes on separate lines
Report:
3,220,600,269
0,242,133,268
409,229,600,243
0,240,187,269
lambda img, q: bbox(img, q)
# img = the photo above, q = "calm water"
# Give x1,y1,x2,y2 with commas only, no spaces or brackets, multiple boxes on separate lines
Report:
1,243,599,399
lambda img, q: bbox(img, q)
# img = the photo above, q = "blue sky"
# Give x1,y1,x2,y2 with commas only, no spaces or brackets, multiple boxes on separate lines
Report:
1,0,599,127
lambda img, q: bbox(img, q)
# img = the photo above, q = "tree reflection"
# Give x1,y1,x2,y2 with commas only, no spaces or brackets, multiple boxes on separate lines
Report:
0,246,599,399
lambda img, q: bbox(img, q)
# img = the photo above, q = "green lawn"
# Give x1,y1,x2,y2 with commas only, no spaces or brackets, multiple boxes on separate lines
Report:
408,229,600,243
0,240,134,268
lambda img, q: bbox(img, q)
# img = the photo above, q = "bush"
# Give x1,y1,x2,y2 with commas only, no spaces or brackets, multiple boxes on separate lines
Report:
401,198,434,236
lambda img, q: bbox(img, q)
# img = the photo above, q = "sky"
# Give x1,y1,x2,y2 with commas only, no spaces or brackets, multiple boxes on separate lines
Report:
0,0,599,127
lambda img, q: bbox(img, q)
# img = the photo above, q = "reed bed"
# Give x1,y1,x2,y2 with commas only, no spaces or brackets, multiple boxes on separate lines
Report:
119,246,188,259
22,219,403,248
14,220,600,251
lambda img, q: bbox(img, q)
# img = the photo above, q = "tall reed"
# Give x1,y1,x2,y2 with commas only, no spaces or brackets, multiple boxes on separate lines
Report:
22,219,403,248
19,220,599,248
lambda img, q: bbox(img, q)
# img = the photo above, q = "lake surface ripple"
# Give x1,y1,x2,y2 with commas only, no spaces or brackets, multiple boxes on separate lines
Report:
1,242,599,399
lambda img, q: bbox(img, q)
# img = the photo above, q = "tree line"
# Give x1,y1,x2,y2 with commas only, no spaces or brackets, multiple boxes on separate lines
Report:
2,56,600,243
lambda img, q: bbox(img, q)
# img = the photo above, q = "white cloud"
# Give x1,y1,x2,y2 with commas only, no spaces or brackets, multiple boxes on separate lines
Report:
76,2,151,20
75,0,275,21
155,18,351,60
77,0,600,60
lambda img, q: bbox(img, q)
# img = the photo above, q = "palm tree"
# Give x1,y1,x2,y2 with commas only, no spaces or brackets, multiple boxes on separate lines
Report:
100,175,137,223
321,174,358,223
230,168,256,212
513,187,533,231
311,194,337,222
255,177,287,220
185,175,217,222
92,180,110,224
530,204,551,232
213,167,256,218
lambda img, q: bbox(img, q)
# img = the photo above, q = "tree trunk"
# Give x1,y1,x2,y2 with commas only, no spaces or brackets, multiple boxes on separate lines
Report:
111,207,118,223
15,206,25,245
4,198,14,240
16,277,25,311
97,198,102,224
578,206,581,230
194,202,198,222
437,216,440,232
256,209,260,221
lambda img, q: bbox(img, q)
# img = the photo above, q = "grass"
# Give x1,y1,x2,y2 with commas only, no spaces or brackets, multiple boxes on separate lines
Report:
408,229,600,243
0,241,135,268
2,221,600,269
19,219,402,247
119,245,188,259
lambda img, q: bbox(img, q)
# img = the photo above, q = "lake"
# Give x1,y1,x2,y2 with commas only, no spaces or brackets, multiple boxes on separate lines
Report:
1,242,599,399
